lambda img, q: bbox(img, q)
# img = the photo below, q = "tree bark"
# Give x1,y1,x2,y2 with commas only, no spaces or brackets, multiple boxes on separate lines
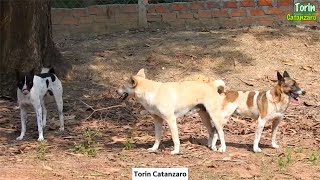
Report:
0,0,66,98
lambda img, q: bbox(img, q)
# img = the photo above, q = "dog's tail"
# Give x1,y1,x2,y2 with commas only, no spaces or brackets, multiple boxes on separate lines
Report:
212,79,225,94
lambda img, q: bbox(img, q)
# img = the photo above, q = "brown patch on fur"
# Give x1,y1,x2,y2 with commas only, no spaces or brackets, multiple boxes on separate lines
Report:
257,91,268,118
223,91,239,107
270,85,282,103
246,92,255,108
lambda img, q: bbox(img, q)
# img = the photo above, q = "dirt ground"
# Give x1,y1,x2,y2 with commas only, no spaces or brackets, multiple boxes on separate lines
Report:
0,26,320,180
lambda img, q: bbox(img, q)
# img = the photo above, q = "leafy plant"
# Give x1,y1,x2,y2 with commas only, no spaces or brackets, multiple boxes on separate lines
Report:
123,138,135,150
37,141,48,160
309,151,320,165
278,147,293,170
73,128,101,157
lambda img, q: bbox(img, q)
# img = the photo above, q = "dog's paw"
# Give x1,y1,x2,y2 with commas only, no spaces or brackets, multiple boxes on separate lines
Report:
253,147,262,153
211,146,218,151
218,146,226,153
37,137,44,141
170,150,180,155
147,147,158,152
272,143,279,149
16,136,24,141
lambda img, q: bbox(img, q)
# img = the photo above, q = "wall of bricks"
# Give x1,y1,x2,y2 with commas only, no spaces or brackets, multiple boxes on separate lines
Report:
51,4,139,36
52,0,320,36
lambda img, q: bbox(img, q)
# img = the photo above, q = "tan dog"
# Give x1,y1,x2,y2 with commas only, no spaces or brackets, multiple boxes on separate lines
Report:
209,71,305,152
117,69,226,154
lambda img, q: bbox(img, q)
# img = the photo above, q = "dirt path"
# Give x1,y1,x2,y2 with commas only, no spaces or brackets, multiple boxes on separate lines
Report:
0,26,319,179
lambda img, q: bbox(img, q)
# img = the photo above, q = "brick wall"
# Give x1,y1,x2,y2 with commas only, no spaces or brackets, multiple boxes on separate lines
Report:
52,4,139,36
52,0,320,36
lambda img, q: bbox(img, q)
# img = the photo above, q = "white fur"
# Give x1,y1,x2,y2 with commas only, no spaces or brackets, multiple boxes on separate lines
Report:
17,72,64,141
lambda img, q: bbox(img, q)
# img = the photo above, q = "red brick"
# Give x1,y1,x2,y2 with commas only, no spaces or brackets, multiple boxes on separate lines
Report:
223,19,238,27
52,8,71,17
171,3,189,11
79,16,93,24
196,10,212,18
278,0,293,6
207,2,219,9
231,9,247,17
178,12,194,19
191,2,206,10
299,21,318,26
258,0,272,6
106,5,119,17
51,15,62,25
250,9,265,16
120,5,138,13
257,17,274,26
224,1,238,8
147,14,162,22
95,16,111,23
154,4,170,13
147,5,156,13
72,8,87,17
240,0,255,7
212,10,229,17
61,16,79,25
240,17,256,25
162,13,177,22
88,5,105,15
265,7,282,14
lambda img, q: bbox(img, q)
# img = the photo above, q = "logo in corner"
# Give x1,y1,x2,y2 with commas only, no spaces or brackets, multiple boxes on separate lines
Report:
287,2,317,21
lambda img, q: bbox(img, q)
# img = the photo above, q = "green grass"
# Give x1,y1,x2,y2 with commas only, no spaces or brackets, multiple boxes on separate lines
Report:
309,151,320,165
123,138,135,150
37,141,48,160
73,128,101,157
278,147,293,170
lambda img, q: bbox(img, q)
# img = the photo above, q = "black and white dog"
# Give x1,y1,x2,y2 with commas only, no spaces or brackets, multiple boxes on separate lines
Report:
16,68,64,141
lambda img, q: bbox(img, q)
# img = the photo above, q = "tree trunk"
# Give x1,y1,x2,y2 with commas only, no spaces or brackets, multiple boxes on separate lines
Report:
0,0,66,98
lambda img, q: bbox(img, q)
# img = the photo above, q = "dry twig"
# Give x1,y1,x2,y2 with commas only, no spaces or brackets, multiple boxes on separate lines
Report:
79,99,123,120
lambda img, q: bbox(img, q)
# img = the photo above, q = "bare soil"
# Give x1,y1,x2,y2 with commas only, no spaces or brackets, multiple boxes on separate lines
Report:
1,26,320,180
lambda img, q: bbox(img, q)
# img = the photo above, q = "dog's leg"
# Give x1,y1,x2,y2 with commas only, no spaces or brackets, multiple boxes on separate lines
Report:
33,101,44,141
271,117,282,149
198,110,217,151
148,115,163,152
205,106,226,153
16,107,27,140
40,99,47,128
166,115,180,155
53,90,64,131
253,116,267,153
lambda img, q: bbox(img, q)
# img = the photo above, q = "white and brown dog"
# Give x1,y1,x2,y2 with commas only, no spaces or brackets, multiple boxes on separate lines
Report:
210,71,305,152
117,69,226,154
16,68,64,141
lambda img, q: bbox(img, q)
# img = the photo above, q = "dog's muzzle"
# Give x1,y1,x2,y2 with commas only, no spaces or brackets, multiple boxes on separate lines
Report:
22,89,29,95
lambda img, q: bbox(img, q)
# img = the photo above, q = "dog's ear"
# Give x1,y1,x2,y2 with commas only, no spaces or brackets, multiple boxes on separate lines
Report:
130,76,138,88
283,71,290,78
29,68,35,76
136,69,145,78
277,71,284,84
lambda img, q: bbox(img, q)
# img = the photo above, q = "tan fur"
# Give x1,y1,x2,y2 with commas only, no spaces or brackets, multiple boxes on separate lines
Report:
117,69,227,154
246,92,255,108
223,91,239,107
257,91,268,118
